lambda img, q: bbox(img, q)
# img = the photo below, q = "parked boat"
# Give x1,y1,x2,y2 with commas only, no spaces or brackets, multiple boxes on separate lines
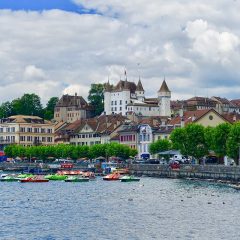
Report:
82,171,95,179
44,174,68,181
65,176,89,182
0,175,19,182
103,172,121,181
17,174,34,179
229,184,240,190
120,175,140,182
20,176,49,183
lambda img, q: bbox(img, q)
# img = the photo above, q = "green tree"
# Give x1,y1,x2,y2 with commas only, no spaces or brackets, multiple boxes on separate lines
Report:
12,93,43,117
170,127,188,155
88,83,104,116
0,101,13,118
185,124,208,160
213,123,231,159
149,139,171,154
204,126,215,151
170,124,208,160
227,123,240,163
44,97,59,120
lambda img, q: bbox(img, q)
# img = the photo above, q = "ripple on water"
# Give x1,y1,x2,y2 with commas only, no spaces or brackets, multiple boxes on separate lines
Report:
0,177,240,239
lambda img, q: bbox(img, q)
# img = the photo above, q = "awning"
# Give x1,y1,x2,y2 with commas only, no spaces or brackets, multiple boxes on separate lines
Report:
157,150,180,155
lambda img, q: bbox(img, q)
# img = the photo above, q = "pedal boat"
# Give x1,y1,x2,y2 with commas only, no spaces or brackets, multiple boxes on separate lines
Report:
65,176,89,182
103,172,121,181
120,175,140,182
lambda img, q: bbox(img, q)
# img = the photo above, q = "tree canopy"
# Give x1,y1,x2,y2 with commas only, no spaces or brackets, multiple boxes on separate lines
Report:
4,143,138,160
227,122,240,162
170,124,208,160
88,83,104,116
0,94,58,120
149,139,171,154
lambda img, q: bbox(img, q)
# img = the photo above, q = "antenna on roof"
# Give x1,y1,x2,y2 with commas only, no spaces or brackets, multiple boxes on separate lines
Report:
124,68,127,81
137,63,141,81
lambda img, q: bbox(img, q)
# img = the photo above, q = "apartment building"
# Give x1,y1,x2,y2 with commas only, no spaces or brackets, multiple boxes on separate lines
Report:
0,115,54,149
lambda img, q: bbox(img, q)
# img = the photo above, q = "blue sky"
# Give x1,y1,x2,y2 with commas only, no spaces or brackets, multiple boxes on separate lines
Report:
0,0,84,13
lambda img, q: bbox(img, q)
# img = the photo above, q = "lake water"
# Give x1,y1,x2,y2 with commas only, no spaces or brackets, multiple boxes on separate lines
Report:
1,177,240,240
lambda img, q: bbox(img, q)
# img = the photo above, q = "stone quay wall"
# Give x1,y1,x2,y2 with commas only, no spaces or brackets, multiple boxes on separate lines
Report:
129,164,240,182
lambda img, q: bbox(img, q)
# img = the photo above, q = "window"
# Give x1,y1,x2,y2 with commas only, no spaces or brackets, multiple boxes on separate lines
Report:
11,127,15,132
115,101,117,105
0,128,3,133
6,128,10,132
34,128,39,133
120,100,122,105
11,136,15,142
27,128,32,133
42,137,46,142
47,129,52,133
41,128,45,133
20,127,25,132
120,107,122,111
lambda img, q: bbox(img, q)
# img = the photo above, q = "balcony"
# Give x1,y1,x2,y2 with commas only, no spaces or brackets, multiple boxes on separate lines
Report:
0,140,16,144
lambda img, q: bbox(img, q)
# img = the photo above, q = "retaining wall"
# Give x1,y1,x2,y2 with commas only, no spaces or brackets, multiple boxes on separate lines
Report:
129,164,240,182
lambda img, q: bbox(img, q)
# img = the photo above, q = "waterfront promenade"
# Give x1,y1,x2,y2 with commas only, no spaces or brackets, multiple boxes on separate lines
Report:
130,164,240,183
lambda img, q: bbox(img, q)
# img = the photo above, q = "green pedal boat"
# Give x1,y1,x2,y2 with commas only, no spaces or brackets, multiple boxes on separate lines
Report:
120,176,140,182
44,174,68,180
0,175,19,182
65,176,89,182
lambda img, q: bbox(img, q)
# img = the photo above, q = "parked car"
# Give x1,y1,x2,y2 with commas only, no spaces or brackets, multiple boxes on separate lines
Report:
145,159,160,164
132,159,146,164
205,156,218,164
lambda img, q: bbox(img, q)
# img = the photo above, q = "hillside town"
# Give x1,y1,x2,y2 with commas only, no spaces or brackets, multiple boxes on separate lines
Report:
0,76,239,160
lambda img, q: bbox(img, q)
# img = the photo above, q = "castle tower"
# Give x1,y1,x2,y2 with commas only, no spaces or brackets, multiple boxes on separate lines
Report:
104,80,111,115
136,78,145,102
158,79,171,117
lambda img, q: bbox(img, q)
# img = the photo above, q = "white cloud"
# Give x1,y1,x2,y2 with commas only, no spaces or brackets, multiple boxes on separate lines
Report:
23,65,46,80
0,0,240,106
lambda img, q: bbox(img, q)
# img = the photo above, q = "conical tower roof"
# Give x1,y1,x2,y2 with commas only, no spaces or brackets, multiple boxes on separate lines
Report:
104,80,111,92
158,79,170,93
136,79,144,91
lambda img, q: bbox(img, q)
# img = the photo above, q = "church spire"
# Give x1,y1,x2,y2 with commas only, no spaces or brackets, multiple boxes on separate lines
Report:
136,78,144,91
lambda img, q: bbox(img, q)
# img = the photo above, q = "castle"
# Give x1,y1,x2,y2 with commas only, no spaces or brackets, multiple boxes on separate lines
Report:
104,76,171,117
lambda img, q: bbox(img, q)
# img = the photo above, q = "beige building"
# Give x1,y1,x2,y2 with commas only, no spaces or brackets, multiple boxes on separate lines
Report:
54,93,93,123
0,115,54,149
169,109,230,128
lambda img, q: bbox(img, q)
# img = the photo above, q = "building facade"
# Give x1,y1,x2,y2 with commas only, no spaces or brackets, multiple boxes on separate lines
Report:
0,115,54,149
54,93,93,123
104,76,171,117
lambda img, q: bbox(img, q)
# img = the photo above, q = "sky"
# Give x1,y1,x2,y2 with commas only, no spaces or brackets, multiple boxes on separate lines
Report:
0,0,240,105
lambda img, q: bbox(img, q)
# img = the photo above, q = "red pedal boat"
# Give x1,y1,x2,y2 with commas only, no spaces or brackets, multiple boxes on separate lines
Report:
103,172,121,181
20,176,49,183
